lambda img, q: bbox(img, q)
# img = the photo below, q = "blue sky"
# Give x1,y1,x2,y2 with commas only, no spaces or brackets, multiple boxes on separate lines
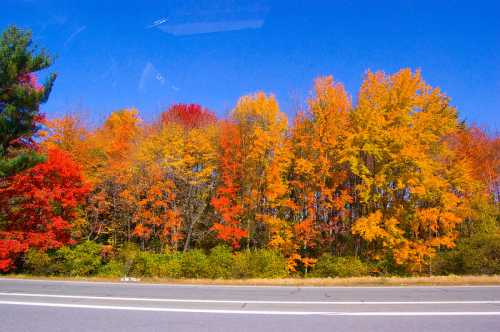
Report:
2,0,499,129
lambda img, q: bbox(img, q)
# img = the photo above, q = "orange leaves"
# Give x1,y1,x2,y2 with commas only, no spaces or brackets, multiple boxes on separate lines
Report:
450,125,500,199
128,173,182,248
211,224,248,250
287,254,317,273
294,219,319,249
211,121,246,248
288,76,352,253
22,69,495,275
133,224,151,240
97,108,142,181
211,93,289,249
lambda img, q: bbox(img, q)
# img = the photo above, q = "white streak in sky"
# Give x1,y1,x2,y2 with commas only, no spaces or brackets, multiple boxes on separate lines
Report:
146,18,168,29
64,25,87,46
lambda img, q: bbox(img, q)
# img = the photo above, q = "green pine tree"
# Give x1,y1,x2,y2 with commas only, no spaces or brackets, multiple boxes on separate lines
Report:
0,25,56,177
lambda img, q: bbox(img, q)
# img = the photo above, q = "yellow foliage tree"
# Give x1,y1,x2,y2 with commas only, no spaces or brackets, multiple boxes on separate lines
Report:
348,69,474,272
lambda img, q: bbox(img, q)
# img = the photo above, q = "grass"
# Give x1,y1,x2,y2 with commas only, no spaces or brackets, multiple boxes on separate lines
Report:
2,274,500,286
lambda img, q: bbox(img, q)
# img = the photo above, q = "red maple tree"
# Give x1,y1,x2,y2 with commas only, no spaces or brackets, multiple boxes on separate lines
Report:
0,148,90,271
210,121,248,248
160,103,216,129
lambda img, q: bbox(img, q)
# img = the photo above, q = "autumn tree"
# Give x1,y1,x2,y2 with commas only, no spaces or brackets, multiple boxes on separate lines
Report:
450,125,499,201
42,114,101,180
160,103,216,129
125,104,218,251
289,76,353,258
160,104,218,251
84,109,142,245
348,69,473,273
212,92,290,249
0,148,89,271
211,121,247,248
449,125,500,235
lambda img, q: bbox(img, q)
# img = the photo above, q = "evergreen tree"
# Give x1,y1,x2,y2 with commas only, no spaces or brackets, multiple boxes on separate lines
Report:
0,25,56,177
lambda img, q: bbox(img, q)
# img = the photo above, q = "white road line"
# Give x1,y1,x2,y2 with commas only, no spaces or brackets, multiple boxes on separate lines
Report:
1,277,500,289
0,292,499,305
0,300,499,316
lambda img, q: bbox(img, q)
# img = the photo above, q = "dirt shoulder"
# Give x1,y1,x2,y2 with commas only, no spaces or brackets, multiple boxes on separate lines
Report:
2,274,500,286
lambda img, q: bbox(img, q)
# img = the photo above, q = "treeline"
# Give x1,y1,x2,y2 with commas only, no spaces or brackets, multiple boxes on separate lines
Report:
1,26,499,277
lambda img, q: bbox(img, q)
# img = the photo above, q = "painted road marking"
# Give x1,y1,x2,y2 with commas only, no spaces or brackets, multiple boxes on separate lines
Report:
0,292,499,305
0,300,500,316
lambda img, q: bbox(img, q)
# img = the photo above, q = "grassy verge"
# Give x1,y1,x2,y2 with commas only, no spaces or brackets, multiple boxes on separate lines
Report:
2,274,500,286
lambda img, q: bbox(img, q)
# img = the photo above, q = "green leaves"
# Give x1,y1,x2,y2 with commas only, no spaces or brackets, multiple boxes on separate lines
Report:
0,25,56,175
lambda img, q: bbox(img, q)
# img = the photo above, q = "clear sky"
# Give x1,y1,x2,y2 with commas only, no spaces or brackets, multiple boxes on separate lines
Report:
2,0,499,129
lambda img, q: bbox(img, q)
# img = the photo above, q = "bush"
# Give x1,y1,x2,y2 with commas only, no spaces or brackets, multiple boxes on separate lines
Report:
153,252,183,278
128,251,159,277
24,249,52,275
181,249,209,278
433,233,500,275
207,245,234,279
52,241,103,276
117,242,141,275
310,255,369,278
233,249,287,278
98,260,125,277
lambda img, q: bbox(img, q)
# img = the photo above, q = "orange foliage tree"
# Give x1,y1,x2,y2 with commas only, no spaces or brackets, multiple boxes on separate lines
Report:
289,76,352,257
211,92,290,249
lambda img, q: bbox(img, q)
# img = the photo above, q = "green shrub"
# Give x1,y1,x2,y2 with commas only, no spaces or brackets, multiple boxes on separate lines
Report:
127,251,183,278
181,249,209,278
117,242,141,275
207,245,234,279
24,249,52,275
128,251,159,277
98,260,125,277
232,251,254,278
433,233,500,275
310,255,369,278
153,252,183,278
53,241,103,276
233,249,287,278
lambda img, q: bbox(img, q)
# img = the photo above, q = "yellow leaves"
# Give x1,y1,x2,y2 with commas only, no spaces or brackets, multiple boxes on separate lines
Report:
352,211,387,242
258,215,296,255
232,92,287,134
344,68,471,272
40,70,481,273
295,158,314,175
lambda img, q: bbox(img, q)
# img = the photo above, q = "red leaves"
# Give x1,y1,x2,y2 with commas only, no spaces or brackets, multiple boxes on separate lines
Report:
450,125,500,198
18,73,44,93
0,148,90,271
0,238,28,272
210,121,247,249
160,103,216,129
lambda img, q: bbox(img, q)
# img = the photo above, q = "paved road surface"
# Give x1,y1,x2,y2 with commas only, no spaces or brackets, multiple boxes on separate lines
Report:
0,278,499,331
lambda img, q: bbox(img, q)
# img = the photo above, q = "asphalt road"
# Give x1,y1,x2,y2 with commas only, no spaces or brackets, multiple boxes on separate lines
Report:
0,278,499,332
